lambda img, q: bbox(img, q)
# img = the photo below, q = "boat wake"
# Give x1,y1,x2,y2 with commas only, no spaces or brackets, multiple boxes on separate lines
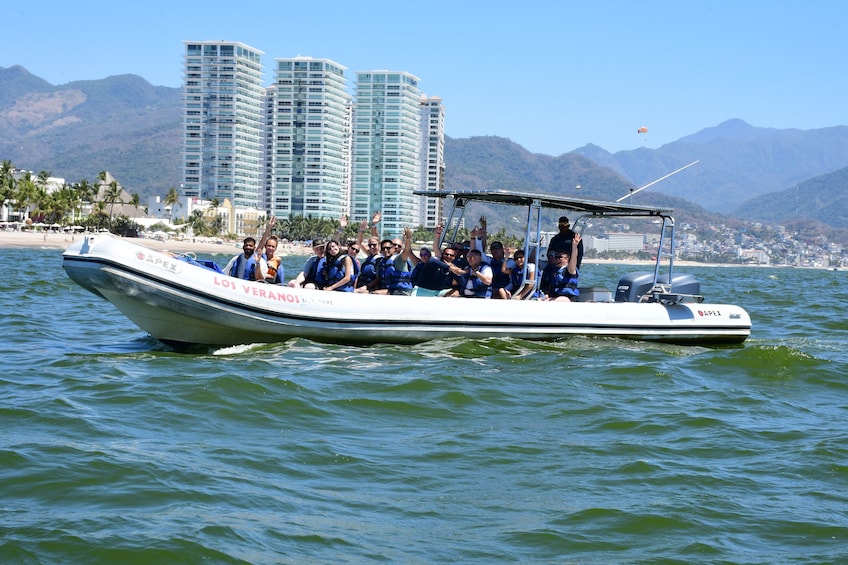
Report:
212,343,269,356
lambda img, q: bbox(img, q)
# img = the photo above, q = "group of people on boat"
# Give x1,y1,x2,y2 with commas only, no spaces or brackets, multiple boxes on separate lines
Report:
224,213,584,302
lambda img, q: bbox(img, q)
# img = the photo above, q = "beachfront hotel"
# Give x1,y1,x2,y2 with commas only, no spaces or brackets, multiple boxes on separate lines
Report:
265,57,352,220
181,42,444,237
350,70,422,236
181,41,265,208
419,96,446,229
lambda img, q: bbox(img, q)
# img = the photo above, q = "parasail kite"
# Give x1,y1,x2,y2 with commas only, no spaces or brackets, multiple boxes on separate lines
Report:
637,126,648,134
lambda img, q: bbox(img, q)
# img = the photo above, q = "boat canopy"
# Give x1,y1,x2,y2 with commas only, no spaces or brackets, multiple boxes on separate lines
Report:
413,189,674,218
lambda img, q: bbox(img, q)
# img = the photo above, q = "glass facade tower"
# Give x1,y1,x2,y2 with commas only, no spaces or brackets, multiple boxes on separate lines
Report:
351,71,422,237
266,57,351,219
182,41,265,207
419,96,446,229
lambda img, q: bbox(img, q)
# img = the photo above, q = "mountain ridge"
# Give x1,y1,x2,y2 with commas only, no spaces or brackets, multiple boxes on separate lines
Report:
2,65,848,232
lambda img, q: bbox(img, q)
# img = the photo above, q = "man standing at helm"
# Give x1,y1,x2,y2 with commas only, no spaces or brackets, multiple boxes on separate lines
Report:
548,216,584,269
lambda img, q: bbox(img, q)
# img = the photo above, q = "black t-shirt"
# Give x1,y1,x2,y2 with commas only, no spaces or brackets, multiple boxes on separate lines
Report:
411,258,454,290
549,230,584,268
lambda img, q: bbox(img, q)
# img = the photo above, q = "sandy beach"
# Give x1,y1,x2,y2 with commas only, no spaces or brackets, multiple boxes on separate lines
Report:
0,230,312,257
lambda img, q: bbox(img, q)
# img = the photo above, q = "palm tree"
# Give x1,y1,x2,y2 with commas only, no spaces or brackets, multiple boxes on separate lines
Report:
208,198,222,235
164,187,180,217
13,172,37,224
91,201,108,230
57,184,79,225
36,170,51,188
187,209,206,236
0,161,15,221
130,193,141,220
105,180,122,221
71,179,95,224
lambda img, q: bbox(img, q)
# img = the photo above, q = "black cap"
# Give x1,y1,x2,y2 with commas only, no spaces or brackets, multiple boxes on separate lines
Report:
558,216,570,224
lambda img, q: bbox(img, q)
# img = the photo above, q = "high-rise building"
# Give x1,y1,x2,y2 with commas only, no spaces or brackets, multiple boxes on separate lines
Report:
265,57,351,220
418,96,446,229
182,41,265,208
182,43,441,236
351,71,422,237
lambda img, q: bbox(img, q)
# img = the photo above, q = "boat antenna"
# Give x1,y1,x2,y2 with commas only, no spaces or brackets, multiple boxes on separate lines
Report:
616,160,700,202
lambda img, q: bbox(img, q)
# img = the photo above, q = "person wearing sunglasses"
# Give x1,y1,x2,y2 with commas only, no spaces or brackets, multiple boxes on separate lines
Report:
459,249,493,298
501,248,537,300
321,239,355,292
405,225,456,297
355,235,381,293
378,229,415,296
345,241,362,288
541,234,581,302
363,238,396,294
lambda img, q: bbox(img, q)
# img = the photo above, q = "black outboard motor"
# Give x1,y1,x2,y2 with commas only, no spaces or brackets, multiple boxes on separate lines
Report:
615,272,701,303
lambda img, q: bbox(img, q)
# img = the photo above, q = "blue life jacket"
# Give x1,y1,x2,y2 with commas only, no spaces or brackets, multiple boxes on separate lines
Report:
551,267,579,298
491,258,510,290
509,268,524,293
510,267,542,299
358,254,379,288
463,266,492,298
539,263,557,295
382,256,414,291
325,255,354,292
229,254,257,280
350,256,360,287
303,255,326,288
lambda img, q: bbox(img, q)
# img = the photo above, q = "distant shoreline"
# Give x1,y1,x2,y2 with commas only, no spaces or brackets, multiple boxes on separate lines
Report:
0,230,312,257
0,230,827,269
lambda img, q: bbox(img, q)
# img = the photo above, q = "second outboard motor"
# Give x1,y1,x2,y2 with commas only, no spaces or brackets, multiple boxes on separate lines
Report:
615,272,701,303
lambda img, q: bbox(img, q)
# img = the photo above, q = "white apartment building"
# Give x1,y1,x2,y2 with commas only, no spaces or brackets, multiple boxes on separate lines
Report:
182,41,265,208
265,57,352,220
351,71,422,237
182,44,439,234
418,96,446,229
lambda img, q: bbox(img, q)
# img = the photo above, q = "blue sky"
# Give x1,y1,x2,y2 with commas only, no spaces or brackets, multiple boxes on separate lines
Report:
2,1,845,154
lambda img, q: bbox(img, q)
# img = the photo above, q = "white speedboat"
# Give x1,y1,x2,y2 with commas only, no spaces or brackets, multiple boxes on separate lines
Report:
62,190,751,348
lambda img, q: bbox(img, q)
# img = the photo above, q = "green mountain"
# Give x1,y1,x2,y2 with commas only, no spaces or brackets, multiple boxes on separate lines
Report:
0,66,181,194
2,66,848,235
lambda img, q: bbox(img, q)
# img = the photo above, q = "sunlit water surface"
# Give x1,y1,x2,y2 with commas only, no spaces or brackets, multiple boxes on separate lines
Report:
2,248,847,563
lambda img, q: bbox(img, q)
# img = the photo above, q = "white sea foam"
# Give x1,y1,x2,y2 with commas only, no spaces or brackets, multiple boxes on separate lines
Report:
212,343,267,356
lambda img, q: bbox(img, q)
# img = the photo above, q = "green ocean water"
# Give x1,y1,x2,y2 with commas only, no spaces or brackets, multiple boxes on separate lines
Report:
1,247,847,563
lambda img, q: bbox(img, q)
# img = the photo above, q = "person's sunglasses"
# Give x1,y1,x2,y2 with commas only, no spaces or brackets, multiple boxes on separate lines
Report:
368,243,378,247
381,246,393,251
442,252,455,258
